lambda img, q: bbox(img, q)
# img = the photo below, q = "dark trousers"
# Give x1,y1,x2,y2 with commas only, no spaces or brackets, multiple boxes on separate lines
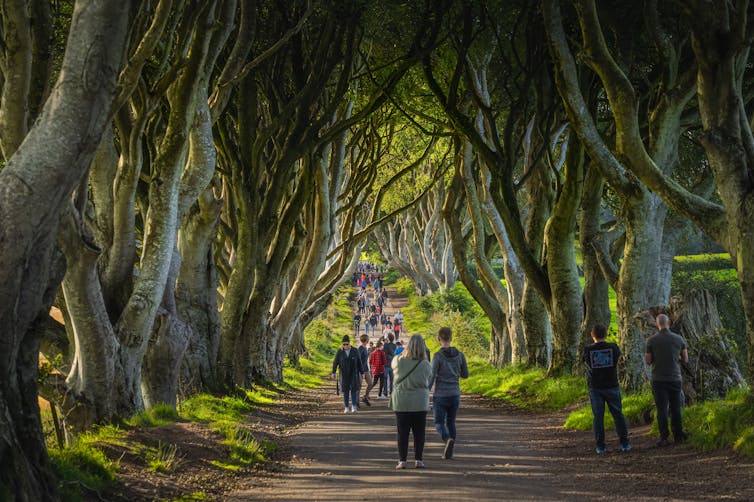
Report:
588,386,629,449
365,373,384,397
395,411,427,461
433,394,461,441
652,380,684,439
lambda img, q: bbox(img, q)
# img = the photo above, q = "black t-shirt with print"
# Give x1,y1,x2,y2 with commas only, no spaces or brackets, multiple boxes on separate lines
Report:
582,341,621,389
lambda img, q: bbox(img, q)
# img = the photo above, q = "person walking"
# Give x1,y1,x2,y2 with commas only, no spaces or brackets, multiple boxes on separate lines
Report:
390,334,433,469
582,323,630,454
431,327,469,460
645,314,689,446
331,335,365,413
358,334,374,406
364,341,388,402
383,333,397,396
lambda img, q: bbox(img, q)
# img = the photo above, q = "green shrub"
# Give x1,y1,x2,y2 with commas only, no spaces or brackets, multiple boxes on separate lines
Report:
433,310,488,359
673,253,734,272
395,277,415,296
382,268,401,285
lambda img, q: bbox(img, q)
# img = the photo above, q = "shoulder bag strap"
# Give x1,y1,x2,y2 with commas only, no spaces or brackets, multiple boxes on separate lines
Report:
393,360,421,389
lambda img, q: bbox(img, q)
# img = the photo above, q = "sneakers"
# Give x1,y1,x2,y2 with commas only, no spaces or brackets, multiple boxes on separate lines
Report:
395,461,407,469
656,438,671,447
442,438,455,459
621,443,632,452
363,396,371,406
344,406,349,414
595,446,606,454
414,460,425,468
350,405,357,413
377,395,387,400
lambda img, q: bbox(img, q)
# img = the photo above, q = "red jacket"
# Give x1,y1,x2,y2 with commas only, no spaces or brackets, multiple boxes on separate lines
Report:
369,349,387,376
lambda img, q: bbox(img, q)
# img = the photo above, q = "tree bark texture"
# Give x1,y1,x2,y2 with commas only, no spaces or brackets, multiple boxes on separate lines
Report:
634,290,745,403
0,0,130,498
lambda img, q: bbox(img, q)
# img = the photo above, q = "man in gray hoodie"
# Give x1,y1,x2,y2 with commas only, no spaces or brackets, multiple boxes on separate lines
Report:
431,327,469,459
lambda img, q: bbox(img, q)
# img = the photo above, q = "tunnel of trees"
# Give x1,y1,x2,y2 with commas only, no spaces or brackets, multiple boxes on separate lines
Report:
2,0,754,499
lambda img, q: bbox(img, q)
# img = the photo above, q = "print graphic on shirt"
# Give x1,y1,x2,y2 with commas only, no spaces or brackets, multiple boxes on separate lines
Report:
590,349,614,369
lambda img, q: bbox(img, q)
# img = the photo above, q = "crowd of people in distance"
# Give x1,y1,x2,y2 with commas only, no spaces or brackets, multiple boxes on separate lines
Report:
333,262,691,468
332,261,469,468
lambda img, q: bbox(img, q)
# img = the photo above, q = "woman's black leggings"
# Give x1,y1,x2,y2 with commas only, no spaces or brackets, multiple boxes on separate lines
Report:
395,411,427,461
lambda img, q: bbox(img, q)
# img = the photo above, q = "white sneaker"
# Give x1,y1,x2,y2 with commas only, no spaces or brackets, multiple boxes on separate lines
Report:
377,395,386,400
350,405,357,413
344,407,349,413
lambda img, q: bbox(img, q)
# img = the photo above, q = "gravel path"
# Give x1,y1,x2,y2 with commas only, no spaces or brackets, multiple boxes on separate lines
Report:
226,383,754,501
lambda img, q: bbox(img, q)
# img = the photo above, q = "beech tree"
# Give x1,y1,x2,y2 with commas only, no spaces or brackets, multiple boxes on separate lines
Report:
423,1,584,372
0,0,131,497
543,0,734,387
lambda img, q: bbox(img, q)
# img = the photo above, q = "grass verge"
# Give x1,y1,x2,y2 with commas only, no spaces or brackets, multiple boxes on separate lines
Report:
461,360,586,411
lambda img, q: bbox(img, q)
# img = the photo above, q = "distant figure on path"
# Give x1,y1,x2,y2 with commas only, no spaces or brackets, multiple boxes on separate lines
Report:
358,334,374,406
645,314,689,446
364,341,388,402
431,327,469,459
383,333,397,396
331,335,365,413
390,334,433,469
582,323,630,454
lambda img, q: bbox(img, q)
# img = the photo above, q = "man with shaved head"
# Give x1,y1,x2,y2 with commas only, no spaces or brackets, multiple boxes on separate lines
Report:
645,314,689,446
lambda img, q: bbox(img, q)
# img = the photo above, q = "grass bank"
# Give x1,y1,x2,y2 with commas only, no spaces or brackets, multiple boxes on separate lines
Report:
49,289,346,501
394,271,754,460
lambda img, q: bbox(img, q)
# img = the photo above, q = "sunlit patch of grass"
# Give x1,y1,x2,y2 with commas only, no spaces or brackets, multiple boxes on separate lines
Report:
683,387,753,453
49,441,118,502
460,360,587,411
179,394,253,424
209,460,242,472
171,491,208,501
126,403,180,427
564,391,654,430
146,441,180,473
222,425,275,465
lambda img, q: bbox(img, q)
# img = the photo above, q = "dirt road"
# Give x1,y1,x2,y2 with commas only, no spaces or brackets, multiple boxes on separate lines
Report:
226,384,754,501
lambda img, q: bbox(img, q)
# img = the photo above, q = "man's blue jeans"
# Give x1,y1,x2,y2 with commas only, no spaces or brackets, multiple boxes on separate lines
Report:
383,366,394,395
433,394,461,441
342,387,359,408
589,386,629,449
651,380,684,439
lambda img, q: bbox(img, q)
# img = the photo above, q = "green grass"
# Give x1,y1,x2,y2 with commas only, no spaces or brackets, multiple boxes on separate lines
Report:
126,403,180,427
146,441,180,473
682,387,754,454
170,492,208,501
49,441,118,502
460,359,586,411
564,391,655,430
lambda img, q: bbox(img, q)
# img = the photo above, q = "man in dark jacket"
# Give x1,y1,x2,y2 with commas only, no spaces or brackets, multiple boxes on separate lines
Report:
431,327,469,459
583,323,630,454
332,335,365,413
